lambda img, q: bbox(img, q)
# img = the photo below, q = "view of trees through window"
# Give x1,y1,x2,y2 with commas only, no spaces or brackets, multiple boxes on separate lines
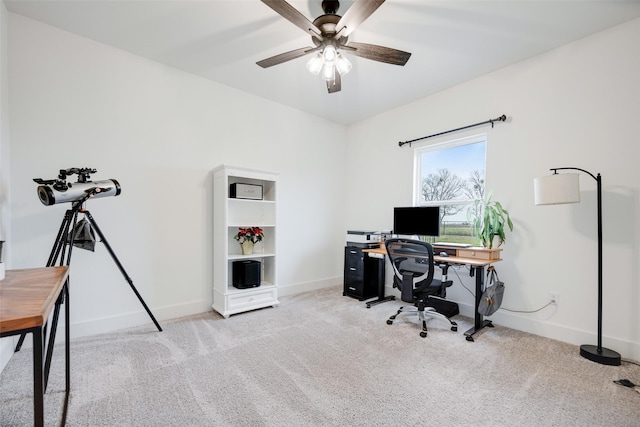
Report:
414,135,487,244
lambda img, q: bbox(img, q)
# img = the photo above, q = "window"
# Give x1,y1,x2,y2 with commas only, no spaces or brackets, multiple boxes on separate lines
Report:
413,134,486,244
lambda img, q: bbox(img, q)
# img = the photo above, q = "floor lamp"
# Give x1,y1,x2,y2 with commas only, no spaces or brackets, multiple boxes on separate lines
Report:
533,167,621,366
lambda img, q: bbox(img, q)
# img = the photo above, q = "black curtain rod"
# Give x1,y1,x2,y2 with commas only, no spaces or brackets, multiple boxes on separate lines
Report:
398,114,507,147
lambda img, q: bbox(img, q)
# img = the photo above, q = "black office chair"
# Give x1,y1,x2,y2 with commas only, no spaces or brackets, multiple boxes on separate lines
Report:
385,238,457,338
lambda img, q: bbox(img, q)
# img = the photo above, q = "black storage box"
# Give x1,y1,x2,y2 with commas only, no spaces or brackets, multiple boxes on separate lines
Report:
232,260,261,289
425,296,459,318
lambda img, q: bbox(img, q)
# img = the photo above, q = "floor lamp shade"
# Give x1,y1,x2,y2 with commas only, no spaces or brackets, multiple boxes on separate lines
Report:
534,173,580,205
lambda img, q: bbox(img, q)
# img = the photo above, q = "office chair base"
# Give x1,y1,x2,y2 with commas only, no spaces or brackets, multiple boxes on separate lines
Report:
387,306,457,337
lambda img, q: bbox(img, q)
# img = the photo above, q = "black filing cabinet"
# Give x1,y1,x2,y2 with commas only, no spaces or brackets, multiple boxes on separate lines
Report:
343,245,378,300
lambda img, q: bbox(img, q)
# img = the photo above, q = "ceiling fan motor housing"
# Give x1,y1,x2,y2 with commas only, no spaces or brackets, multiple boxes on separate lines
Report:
311,14,348,47
322,0,340,15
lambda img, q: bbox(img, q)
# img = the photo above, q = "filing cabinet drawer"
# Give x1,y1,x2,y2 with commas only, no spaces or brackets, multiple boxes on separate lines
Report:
344,247,364,278
343,246,377,301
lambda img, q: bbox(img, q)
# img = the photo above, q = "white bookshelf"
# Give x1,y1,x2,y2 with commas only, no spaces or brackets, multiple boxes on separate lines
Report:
212,165,279,317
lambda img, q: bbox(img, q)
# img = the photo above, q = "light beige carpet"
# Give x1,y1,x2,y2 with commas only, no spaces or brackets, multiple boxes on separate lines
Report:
1,285,639,426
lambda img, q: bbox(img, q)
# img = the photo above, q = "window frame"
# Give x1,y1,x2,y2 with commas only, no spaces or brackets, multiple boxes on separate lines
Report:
412,133,487,243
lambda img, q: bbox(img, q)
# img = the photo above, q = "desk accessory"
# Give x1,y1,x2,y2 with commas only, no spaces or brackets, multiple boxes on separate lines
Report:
534,167,621,366
467,190,513,249
230,183,263,200
477,267,504,316
346,230,378,248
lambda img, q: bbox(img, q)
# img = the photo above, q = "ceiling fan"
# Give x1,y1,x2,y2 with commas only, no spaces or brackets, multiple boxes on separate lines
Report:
257,0,411,93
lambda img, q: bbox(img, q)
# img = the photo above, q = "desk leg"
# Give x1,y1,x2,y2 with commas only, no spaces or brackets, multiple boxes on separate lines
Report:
65,282,70,393
62,281,71,424
463,265,493,342
33,327,45,427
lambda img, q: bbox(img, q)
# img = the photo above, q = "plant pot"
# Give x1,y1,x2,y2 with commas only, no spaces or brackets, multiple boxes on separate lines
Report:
241,241,254,255
484,234,501,249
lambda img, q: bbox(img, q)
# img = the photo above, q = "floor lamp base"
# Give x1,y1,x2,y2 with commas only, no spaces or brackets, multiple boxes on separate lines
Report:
580,344,621,366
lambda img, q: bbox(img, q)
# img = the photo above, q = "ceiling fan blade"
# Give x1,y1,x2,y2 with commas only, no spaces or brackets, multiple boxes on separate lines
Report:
335,0,385,38
344,42,411,66
327,72,341,93
261,0,322,40
257,46,317,68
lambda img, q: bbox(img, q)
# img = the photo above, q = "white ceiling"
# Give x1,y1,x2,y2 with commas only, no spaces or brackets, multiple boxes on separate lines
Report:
6,0,640,125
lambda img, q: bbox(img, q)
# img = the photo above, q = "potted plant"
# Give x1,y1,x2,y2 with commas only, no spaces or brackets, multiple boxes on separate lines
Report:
467,191,513,249
234,227,264,255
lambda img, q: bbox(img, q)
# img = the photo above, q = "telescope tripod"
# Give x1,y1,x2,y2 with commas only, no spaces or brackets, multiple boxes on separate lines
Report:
16,199,162,362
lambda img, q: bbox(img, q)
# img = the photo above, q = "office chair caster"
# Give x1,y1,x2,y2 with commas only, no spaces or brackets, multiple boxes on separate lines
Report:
420,321,429,338
466,336,474,342
451,321,458,332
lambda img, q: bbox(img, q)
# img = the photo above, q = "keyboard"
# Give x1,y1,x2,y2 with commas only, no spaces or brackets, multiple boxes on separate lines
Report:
433,242,472,248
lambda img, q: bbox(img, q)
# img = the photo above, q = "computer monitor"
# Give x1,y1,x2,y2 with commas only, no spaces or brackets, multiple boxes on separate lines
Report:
393,206,440,237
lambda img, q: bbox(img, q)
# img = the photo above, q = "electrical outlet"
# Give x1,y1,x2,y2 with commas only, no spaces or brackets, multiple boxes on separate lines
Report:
549,292,560,305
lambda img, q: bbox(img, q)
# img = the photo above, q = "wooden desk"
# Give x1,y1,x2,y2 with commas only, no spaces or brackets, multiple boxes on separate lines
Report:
364,244,501,341
0,266,70,426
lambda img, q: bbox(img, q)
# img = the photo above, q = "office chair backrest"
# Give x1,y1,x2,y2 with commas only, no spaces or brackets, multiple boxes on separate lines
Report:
385,238,435,300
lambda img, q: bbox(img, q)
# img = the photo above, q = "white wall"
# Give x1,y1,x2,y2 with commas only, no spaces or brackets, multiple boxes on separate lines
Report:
345,18,640,360
7,14,346,339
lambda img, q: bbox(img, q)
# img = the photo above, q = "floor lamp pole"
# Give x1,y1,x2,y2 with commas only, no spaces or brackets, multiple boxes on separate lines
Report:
578,171,621,366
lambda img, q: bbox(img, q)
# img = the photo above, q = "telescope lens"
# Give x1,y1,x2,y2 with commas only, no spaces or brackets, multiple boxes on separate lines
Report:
37,186,55,206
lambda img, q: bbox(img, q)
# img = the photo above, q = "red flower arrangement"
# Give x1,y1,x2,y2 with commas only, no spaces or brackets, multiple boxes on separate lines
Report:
234,227,264,244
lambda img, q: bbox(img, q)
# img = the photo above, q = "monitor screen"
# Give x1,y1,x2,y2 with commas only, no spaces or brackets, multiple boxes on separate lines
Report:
393,206,440,237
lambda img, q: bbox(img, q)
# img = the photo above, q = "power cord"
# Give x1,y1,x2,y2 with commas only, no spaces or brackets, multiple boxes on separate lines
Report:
613,378,640,394
500,301,556,314
448,265,640,370
450,264,475,297
449,265,556,313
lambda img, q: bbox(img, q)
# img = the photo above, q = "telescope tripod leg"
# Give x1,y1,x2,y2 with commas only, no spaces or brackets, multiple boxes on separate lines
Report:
46,209,76,268
15,209,77,353
84,211,162,332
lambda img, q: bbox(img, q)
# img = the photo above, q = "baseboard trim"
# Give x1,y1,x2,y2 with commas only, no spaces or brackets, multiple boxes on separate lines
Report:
455,300,639,362
18,280,342,346
278,276,340,297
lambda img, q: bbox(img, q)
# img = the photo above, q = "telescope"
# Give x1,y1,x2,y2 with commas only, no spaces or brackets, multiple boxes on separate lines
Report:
34,168,121,206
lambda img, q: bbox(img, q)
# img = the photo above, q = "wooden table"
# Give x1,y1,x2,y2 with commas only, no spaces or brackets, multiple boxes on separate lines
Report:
0,266,70,426
364,244,501,341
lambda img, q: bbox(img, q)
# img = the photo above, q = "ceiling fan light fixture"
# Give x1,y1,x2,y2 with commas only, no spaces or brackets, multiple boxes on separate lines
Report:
335,53,352,75
306,54,324,75
321,62,335,81
322,44,337,62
